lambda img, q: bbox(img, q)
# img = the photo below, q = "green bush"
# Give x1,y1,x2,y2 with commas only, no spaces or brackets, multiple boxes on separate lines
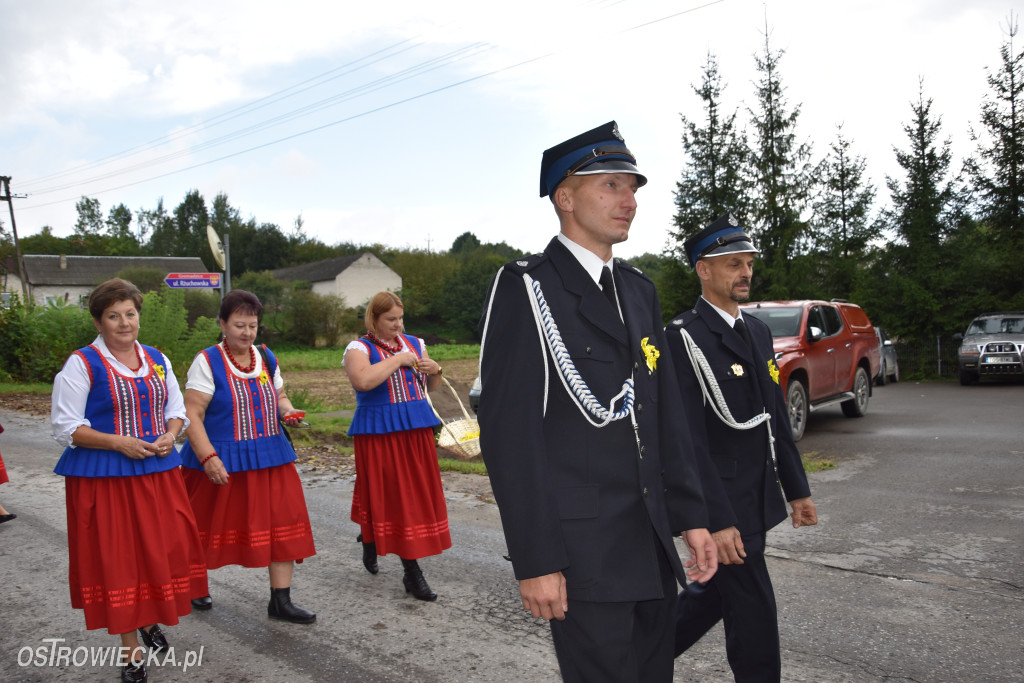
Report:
137,288,220,384
0,294,95,383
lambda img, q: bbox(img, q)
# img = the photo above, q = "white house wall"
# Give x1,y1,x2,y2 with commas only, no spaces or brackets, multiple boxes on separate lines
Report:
334,254,401,308
28,284,92,307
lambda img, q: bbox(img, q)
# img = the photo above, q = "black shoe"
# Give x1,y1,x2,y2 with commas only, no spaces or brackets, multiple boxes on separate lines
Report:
0,513,15,524
191,595,213,611
138,624,168,654
401,558,437,601
268,587,316,624
357,533,379,574
121,662,147,682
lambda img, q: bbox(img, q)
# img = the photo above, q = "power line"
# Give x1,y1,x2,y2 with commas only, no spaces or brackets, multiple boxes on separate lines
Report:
15,0,724,213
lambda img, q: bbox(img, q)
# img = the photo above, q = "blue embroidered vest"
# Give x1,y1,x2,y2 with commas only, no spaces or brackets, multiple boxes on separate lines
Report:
53,344,182,477
180,344,296,472
348,334,441,435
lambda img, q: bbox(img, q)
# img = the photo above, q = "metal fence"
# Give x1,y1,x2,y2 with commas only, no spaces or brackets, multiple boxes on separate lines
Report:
890,337,960,380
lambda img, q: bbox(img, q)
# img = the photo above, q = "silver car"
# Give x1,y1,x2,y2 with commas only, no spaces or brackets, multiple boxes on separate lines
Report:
953,312,1024,385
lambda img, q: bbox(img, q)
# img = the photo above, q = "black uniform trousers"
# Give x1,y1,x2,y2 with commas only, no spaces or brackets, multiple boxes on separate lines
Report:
552,532,678,683
673,533,781,683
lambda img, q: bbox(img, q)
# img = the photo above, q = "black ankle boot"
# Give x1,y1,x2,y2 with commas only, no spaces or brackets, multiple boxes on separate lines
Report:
357,533,378,574
138,624,169,653
401,558,437,601
121,661,147,682
268,587,316,624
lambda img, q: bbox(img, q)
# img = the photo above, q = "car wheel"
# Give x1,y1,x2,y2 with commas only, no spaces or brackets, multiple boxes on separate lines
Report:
841,367,870,418
877,358,888,386
959,369,977,386
786,379,808,442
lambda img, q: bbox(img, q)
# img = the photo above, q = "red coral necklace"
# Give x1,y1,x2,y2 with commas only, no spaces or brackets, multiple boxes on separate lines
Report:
223,342,256,373
365,332,403,354
122,344,143,371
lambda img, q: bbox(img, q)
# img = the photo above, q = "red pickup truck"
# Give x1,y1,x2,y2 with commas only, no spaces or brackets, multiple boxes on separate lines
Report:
741,300,881,441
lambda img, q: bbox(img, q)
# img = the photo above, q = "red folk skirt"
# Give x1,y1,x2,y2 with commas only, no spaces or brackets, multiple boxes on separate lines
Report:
351,427,451,559
182,462,316,569
0,451,8,485
64,469,208,635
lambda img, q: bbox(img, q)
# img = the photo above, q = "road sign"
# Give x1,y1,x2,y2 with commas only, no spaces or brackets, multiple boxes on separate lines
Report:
164,272,221,289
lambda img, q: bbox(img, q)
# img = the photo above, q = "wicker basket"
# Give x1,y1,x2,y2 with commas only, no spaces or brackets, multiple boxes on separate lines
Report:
427,377,481,459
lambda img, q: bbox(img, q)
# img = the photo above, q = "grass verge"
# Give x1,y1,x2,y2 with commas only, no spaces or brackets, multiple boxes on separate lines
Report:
0,382,52,394
438,458,487,475
800,450,836,473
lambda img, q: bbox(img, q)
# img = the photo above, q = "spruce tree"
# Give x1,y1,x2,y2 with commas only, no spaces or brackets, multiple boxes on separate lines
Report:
810,127,878,299
873,81,963,346
965,13,1024,305
666,52,748,317
672,52,749,243
746,26,813,298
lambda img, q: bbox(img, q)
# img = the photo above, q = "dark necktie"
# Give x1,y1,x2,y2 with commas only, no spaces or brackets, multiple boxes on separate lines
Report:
734,317,753,352
599,266,617,308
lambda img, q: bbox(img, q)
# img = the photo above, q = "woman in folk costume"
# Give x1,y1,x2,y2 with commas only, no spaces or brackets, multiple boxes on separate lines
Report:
180,289,316,624
50,278,207,683
343,291,451,601
0,420,15,524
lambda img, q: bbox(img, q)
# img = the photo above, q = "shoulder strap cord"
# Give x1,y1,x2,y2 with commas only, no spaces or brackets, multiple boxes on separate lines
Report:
523,273,634,428
675,327,779,475
480,265,552,417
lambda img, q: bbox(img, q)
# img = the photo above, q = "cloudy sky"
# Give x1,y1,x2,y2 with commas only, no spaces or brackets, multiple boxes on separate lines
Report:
2,0,1020,261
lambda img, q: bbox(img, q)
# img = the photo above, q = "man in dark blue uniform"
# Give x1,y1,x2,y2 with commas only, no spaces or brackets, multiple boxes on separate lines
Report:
477,121,717,683
665,213,818,682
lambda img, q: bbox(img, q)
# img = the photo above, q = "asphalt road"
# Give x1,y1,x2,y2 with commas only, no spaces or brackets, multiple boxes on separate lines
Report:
0,380,1021,682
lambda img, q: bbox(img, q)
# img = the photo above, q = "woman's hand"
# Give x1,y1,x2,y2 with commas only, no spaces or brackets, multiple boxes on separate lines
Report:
281,408,306,426
414,358,442,375
118,436,160,460
203,455,229,486
152,432,177,458
394,351,419,367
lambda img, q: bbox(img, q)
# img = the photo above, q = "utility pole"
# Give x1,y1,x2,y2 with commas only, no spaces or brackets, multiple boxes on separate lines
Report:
0,176,30,299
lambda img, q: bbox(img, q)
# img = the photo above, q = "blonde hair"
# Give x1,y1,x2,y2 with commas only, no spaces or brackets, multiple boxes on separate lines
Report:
364,291,404,335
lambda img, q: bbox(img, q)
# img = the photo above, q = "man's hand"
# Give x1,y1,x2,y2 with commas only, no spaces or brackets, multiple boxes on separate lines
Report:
519,572,568,621
712,526,746,565
790,497,818,528
681,528,718,583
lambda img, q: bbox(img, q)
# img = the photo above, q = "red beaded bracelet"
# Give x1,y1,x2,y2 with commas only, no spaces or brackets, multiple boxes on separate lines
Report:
200,452,218,466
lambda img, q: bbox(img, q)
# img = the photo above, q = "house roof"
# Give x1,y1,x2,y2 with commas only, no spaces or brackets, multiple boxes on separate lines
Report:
21,255,210,286
271,253,369,283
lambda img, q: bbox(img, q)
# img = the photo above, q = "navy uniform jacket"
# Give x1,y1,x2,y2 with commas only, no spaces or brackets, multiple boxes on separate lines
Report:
478,237,709,603
664,298,810,537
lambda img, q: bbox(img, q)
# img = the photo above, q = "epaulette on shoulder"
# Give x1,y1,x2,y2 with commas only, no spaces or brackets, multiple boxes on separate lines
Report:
504,252,547,274
615,257,652,283
666,307,700,331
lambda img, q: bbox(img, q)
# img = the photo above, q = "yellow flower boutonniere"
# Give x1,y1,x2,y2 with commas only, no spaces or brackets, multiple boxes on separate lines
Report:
259,369,269,385
153,364,165,381
767,359,780,384
641,337,660,373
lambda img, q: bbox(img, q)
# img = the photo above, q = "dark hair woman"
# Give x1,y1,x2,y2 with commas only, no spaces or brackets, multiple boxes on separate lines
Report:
51,278,207,683
179,289,316,623
343,291,451,600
